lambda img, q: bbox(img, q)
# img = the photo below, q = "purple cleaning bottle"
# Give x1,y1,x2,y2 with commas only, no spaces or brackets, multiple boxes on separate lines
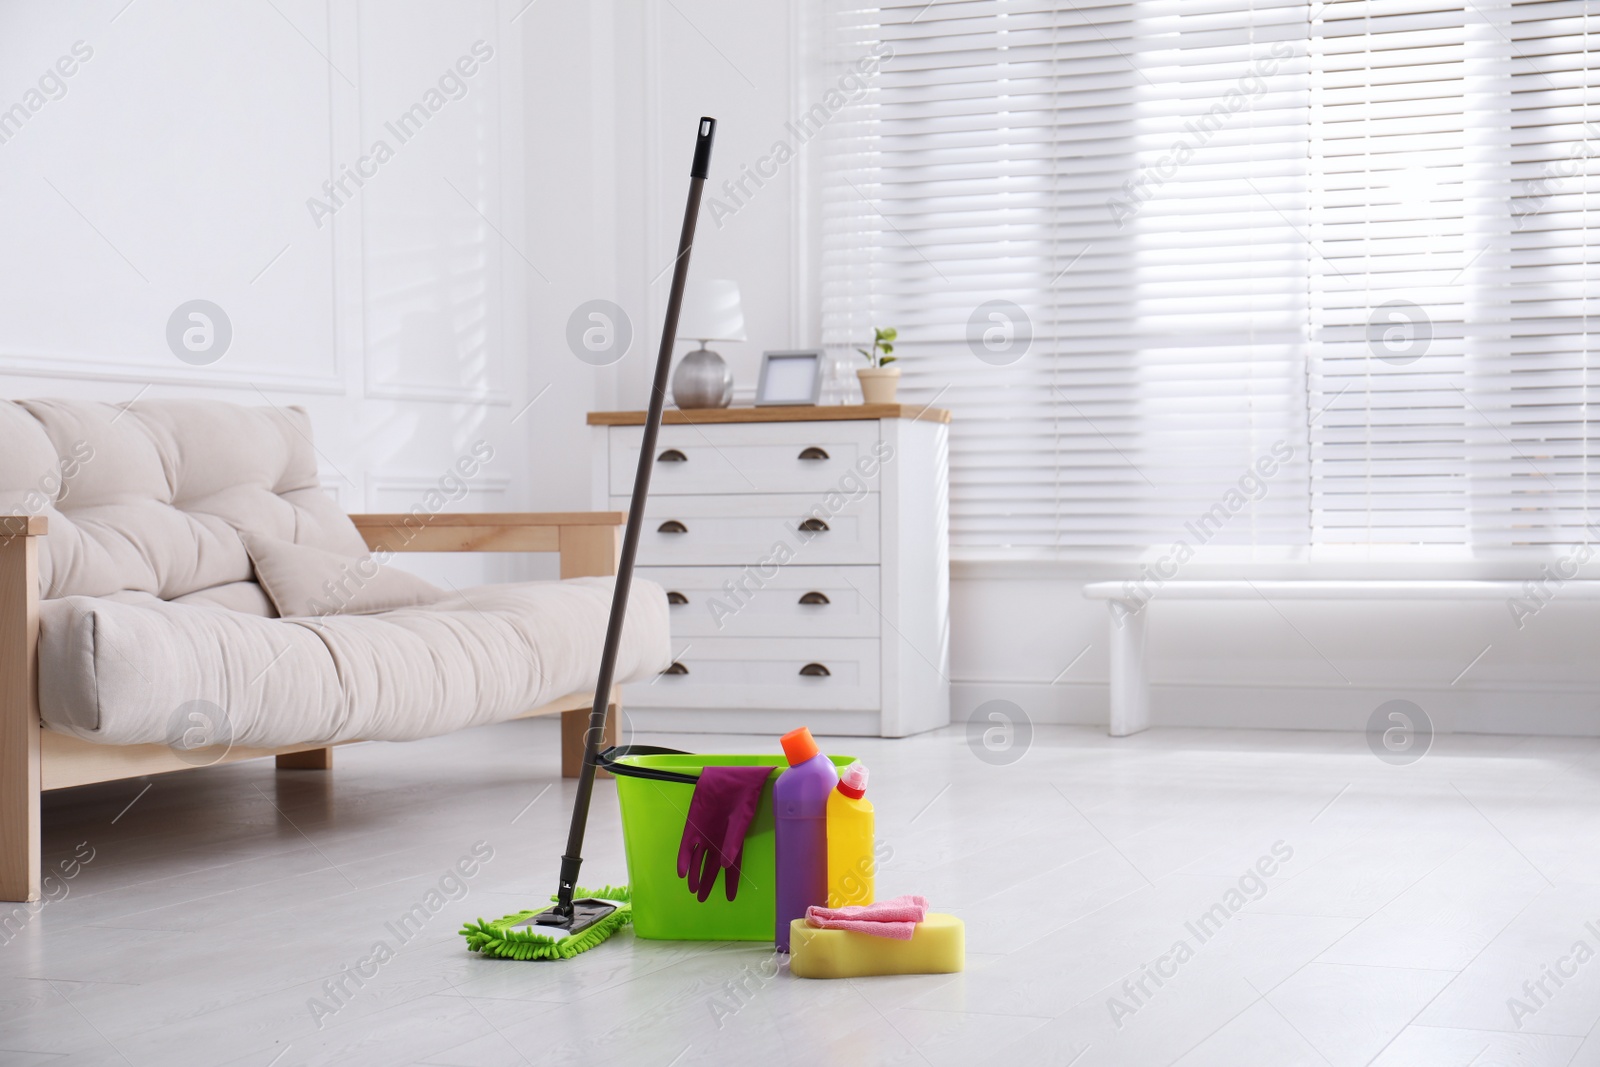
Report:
773,726,838,951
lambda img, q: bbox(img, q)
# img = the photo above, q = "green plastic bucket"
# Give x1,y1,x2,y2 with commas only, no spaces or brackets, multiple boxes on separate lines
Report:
602,746,854,941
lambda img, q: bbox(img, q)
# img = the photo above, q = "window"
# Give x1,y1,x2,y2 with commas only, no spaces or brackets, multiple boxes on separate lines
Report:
820,0,1600,565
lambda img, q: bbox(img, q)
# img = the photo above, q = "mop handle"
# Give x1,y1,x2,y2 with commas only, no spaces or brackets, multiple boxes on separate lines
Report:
555,117,716,911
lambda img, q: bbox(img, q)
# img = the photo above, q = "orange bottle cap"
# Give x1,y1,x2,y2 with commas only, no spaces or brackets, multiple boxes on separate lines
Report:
780,726,819,766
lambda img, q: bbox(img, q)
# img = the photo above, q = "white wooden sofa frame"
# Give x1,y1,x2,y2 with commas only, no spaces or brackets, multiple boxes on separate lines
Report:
1084,579,1600,737
0,511,625,903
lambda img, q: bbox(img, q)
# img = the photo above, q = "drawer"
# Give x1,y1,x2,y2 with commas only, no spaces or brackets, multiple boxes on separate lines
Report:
613,493,880,566
642,565,881,638
608,421,886,496
627,637,880,711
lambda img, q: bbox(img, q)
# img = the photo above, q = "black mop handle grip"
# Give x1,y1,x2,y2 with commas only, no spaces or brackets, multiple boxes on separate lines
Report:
691,117,716,179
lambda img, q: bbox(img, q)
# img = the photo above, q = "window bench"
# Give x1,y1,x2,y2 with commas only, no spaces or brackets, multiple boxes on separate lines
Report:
1082,580,1600,736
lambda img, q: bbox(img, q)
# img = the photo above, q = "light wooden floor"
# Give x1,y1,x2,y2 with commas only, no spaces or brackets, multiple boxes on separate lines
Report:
2,720,1598,1066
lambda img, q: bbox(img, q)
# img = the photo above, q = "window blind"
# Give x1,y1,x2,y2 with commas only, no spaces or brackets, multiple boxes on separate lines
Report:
820,0,1600,562
1309,0,1600,554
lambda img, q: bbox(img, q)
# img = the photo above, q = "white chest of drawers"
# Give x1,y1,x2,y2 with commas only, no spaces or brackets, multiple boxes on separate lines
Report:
589,405,951,737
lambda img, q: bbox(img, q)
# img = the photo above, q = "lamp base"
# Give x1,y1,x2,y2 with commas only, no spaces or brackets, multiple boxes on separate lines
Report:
672,346,734,408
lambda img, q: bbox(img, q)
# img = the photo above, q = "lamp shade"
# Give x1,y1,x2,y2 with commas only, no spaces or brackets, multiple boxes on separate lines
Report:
675,279,746,343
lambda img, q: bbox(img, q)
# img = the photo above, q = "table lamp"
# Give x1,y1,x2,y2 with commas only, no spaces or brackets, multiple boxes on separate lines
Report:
672,279,744,408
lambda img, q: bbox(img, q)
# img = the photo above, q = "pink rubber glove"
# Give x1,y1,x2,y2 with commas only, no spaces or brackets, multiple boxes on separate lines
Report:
676,765,773,902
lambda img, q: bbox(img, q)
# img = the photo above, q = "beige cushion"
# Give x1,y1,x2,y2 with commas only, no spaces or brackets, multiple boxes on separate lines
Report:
0,398,366,601
241,532,445,617
170,581,278,616
38,577,671,746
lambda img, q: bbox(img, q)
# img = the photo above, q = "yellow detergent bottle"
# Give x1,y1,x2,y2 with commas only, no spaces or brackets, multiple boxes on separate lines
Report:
826,761,875,908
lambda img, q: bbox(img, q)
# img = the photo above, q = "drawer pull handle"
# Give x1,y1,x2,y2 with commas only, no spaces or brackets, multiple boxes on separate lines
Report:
666,591,689,605
657,520,688,534
798,518,829,533
798,446,830,460
798,591,831,605
658,448,688,462
799,663,831,677
662,661,689,675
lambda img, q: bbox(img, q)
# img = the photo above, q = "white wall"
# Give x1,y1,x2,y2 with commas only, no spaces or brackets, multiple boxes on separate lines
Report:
949,564,1600,738
607,0,809,410
0,0,631,590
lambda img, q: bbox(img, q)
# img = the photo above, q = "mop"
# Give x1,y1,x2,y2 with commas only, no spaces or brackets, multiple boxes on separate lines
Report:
461,116,716,961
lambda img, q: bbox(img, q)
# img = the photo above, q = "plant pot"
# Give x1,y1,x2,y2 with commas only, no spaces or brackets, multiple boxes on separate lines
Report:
856,365,900,404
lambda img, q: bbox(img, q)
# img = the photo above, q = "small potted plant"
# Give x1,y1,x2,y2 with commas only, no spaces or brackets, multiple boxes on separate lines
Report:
856,326,899,404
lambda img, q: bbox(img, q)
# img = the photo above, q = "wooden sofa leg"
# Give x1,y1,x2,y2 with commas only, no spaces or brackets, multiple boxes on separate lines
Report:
1,526,42,903
562,704,618,779
557,526,621,781
276,747,333,771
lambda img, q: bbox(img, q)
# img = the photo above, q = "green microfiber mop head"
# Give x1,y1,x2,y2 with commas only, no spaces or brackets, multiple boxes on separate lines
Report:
461,885,632,961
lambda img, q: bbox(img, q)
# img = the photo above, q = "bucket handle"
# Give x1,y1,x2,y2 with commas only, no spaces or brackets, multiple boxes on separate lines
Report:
596,745,703,785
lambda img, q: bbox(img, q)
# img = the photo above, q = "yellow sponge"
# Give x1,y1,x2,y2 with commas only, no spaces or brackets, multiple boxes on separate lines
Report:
788,913,965,978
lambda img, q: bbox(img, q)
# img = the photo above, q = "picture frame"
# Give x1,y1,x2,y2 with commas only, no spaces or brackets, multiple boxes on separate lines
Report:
755,349,823,406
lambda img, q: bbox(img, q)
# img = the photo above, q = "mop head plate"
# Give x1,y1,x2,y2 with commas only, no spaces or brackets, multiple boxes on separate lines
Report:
461,885,632,961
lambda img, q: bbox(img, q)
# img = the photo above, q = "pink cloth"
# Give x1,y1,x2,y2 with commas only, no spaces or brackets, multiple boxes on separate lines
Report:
804,895,930,940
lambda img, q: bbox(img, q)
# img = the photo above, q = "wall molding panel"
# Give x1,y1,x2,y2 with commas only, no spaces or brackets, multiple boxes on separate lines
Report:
1,0,549,601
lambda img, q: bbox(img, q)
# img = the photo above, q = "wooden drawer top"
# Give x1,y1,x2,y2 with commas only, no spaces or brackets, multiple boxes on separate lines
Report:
587,403,951,426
